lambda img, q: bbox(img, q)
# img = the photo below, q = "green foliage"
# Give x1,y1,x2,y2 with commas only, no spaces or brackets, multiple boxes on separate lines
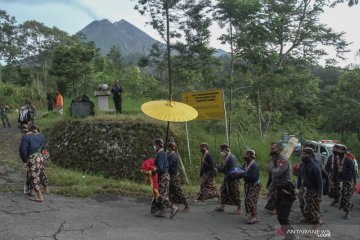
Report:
0,82,44,108
44,118,177,181
331,0,358,7
49,43,96,96
323,67,360,140
106,45,124,72
0,10,20,64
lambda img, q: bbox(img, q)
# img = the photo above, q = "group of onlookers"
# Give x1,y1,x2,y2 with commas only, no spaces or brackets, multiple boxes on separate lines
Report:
47,90,64,114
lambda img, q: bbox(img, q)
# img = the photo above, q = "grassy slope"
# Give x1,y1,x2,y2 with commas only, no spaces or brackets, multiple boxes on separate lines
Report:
31,96,201,198
23,95,358,198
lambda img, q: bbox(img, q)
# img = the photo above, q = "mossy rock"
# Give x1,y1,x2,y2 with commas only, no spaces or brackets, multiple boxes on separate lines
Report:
45,119,177,181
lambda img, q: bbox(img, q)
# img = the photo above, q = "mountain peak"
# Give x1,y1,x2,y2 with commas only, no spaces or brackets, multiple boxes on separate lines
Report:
80,19,160,56
113,19,138,29
87,19,112,26
115,19,128,24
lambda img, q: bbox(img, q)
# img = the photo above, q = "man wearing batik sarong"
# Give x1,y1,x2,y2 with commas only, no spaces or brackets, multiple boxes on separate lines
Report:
151,138,179,218
167,142,190,212
297,147,323,226
325,145,341,206
30,124,50,194
215,144,241,214
239,150,261,224
195,143,219,202
19,124,45,202
331,144,357,219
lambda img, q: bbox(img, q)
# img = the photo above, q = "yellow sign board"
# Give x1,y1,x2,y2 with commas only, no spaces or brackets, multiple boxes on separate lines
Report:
181,90,225,120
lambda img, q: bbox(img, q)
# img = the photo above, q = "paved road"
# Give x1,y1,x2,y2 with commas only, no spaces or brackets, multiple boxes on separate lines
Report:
1,121,360,240
0,191,359,240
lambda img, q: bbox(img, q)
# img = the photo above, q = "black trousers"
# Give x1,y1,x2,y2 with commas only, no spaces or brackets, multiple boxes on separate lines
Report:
113,96,122,114
276,189,294,225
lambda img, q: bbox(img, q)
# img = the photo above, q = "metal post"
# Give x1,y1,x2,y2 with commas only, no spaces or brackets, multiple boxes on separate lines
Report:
185,122,192,167
223,91,229,145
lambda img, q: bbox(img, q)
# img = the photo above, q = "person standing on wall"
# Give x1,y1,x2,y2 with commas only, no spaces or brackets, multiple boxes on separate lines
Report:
55,90,64,115
111,80,123,114
46,92,54,111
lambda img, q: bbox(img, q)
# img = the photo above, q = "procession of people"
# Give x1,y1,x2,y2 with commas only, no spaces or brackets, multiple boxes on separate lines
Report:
144,137,358,240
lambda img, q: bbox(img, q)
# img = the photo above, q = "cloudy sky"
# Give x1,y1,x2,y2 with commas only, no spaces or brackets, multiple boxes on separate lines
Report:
1,0,360,66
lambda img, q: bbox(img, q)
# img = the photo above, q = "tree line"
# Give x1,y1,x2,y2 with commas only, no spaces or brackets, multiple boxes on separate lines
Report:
0,0,359,141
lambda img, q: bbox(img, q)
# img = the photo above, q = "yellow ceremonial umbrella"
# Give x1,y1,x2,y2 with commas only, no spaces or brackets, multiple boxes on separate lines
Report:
141,100,198,145
141,100,198,122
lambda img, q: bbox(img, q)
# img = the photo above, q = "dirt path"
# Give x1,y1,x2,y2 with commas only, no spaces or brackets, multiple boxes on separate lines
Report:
0,119,24,190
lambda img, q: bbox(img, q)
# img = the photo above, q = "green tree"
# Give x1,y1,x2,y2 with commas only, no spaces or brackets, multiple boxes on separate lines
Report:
0,10,21,66
50,43,96,97
324,67,360,141
216,0,349,139
172,0,221,91
19,20,72,90
106,45,124,73
330,0,358,6
214,0,261,143
135,0,182,101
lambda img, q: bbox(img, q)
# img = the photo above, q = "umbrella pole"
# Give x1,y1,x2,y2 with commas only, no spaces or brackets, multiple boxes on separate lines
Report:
165,121,170,151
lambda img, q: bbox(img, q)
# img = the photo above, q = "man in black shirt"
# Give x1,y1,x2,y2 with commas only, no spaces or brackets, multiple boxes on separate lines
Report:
151,138,179,218
297,147,323,225
195,143,219,202
111,80,123,114
331,144,357,219
215,144,241,214
167,142,189,212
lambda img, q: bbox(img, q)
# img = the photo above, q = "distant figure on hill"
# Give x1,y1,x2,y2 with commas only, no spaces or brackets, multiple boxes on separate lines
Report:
111,80,123,114
46,92,54,111
55,90,64,115
18,101,35,126
0,102,11,128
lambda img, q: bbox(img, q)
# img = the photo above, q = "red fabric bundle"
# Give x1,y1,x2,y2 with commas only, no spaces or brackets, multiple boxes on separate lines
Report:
357,183,360,194
141,158,159,191
293,163,301,177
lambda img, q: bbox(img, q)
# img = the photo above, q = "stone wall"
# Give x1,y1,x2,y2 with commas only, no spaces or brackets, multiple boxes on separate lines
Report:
45,119,174,181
